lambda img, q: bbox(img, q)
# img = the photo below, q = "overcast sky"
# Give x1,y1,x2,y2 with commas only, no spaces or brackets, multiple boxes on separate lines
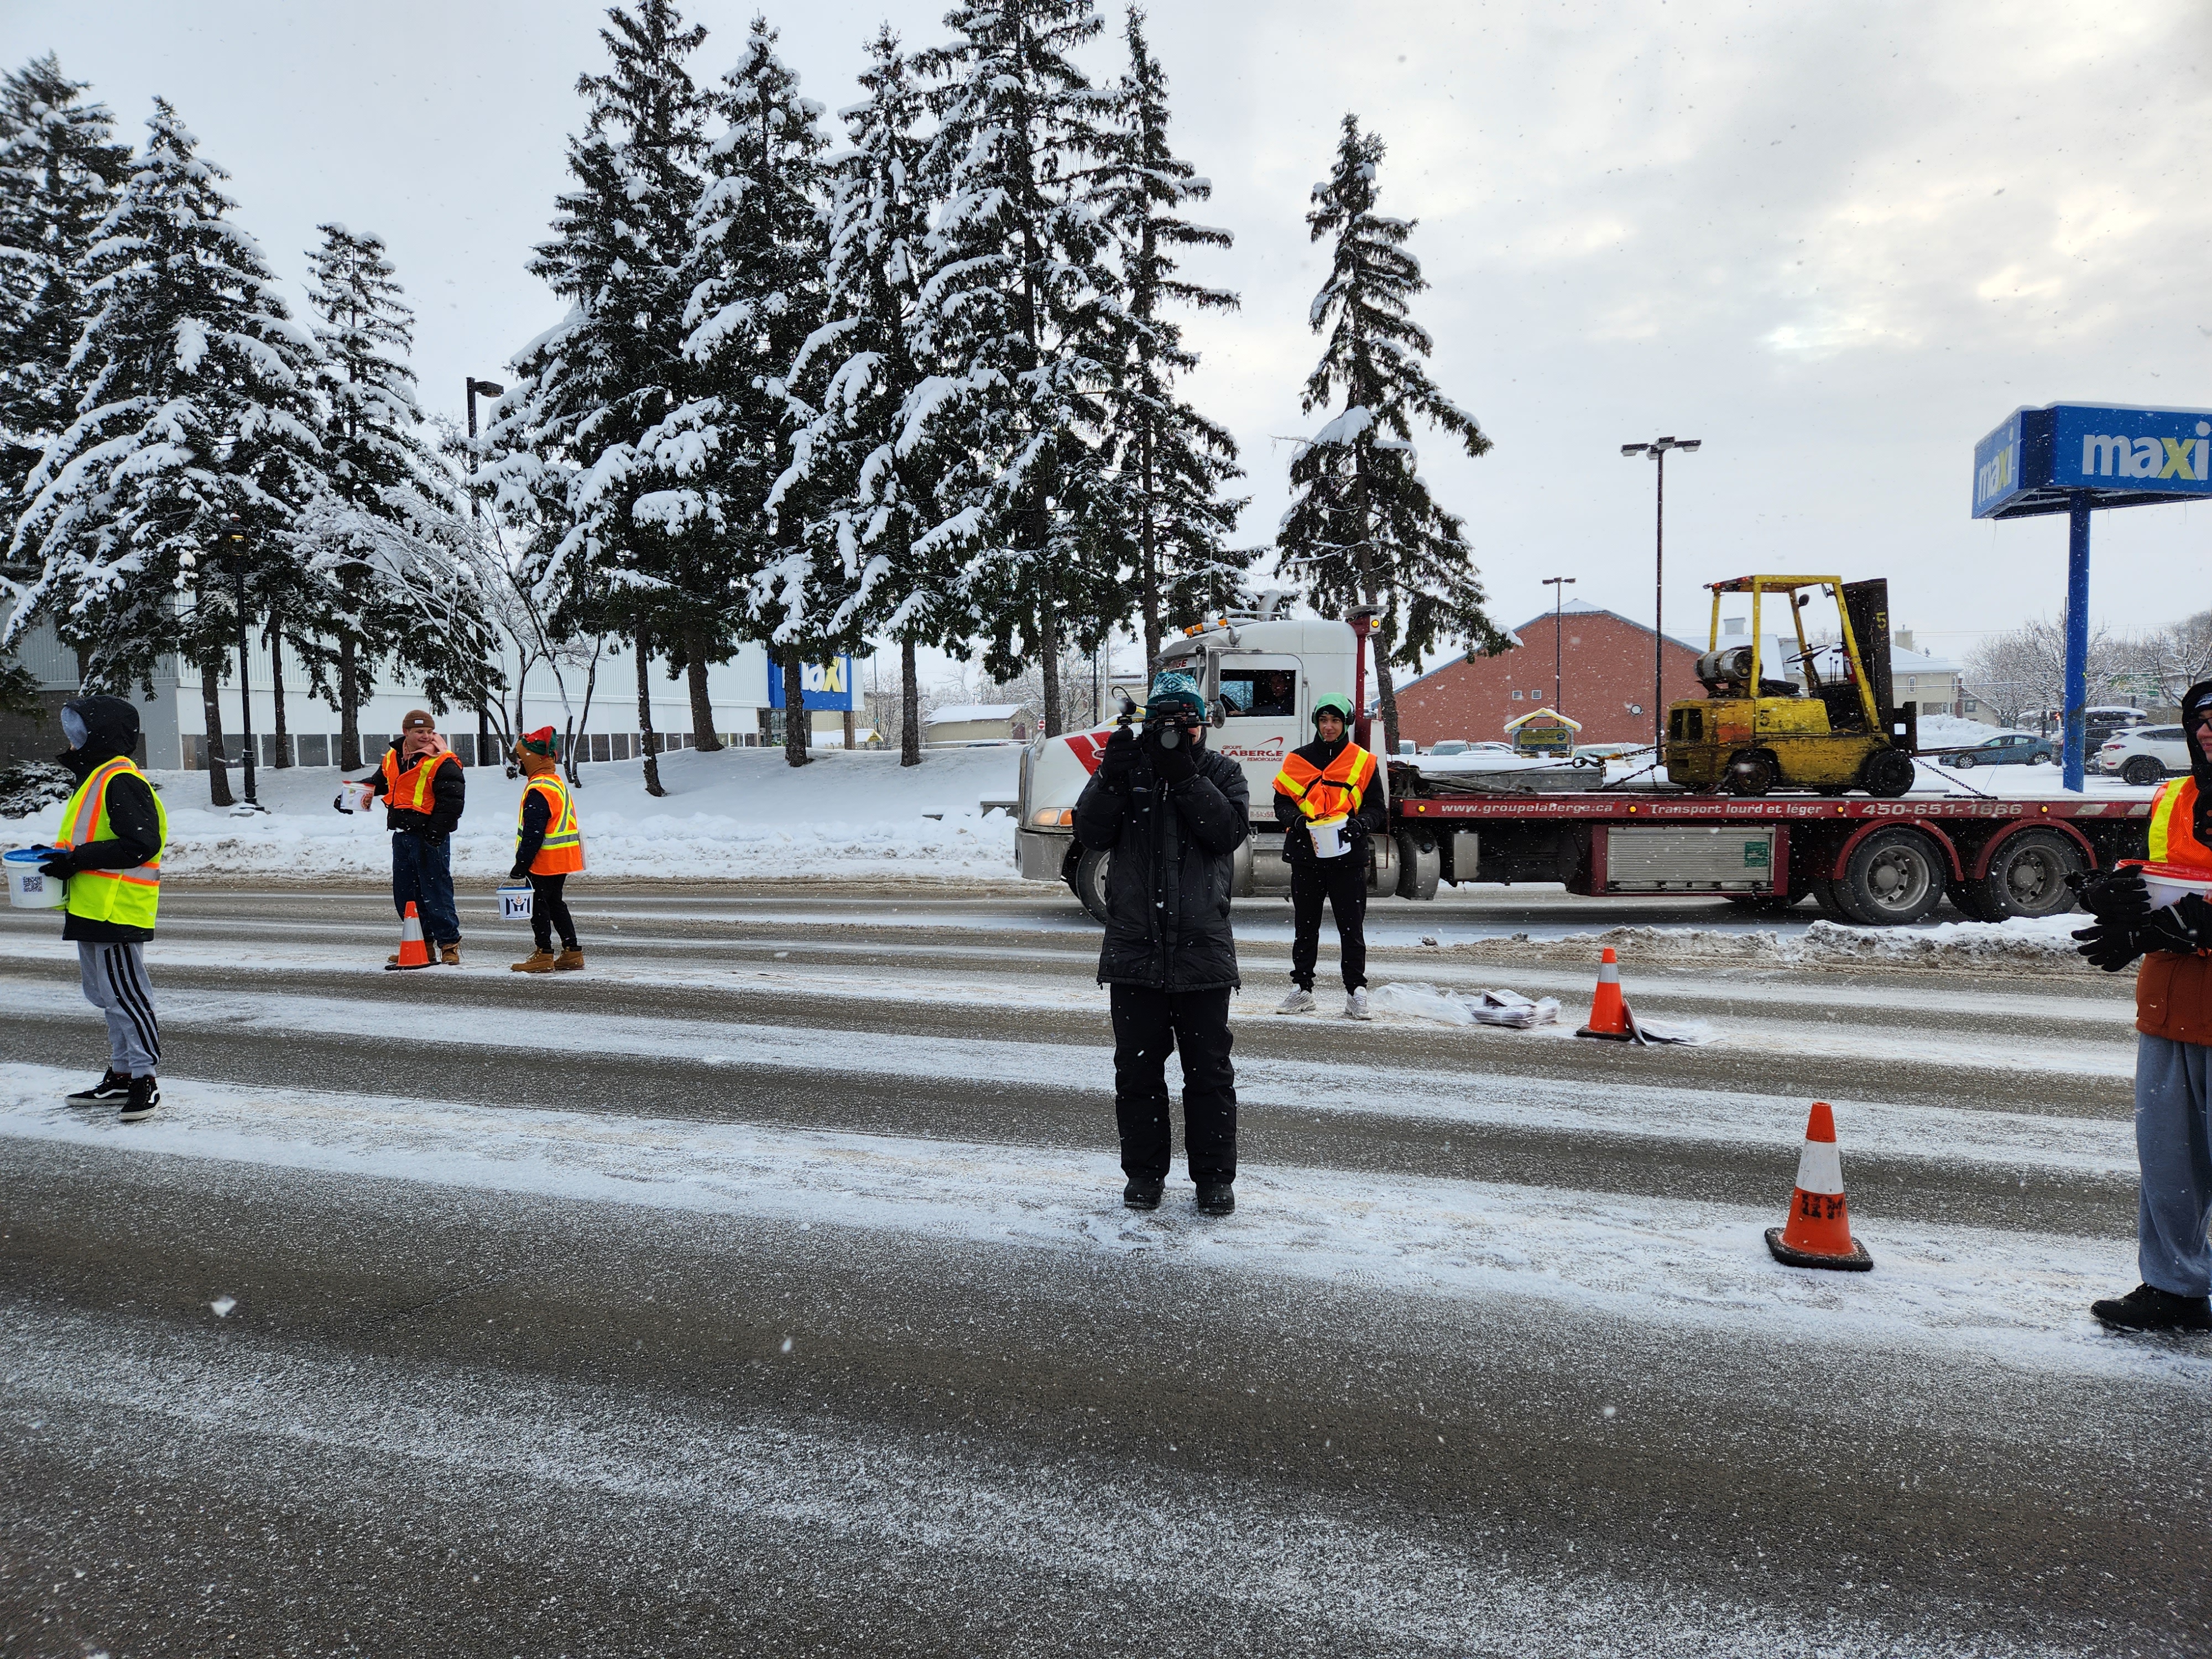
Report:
8,0,2208,674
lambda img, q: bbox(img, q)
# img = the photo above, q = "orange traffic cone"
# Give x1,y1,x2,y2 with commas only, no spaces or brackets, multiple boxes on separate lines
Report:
1765,1101,1872,1271
385,900,433,971
1575,947,1641,1041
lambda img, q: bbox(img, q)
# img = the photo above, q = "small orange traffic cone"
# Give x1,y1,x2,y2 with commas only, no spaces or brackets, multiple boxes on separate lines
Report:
386,900,433,971
1575,947,1640,1041
1765,1101,1872,1271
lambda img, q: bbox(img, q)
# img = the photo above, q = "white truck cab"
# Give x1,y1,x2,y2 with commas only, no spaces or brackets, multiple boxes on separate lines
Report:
1015,613,1397,919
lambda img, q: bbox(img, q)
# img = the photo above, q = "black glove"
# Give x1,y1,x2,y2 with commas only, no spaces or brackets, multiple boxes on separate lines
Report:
2074,867,2151,926
509,862,531,882
2137,893,2211,957
2072,920,2144,973
38,852,74,881
1098,726,1139,787
1146,727,1197,786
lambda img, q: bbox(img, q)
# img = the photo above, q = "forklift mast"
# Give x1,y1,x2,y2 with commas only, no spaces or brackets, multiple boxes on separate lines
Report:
1841,578,1916,755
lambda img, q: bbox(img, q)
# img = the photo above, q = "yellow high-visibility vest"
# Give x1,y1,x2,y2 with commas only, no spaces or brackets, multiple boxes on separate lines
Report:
56,757,166,930
518,772,584,875
1272,742,1378,822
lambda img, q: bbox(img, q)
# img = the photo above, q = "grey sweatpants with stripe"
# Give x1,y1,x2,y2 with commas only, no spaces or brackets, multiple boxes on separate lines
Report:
2137,1032,2212,1297
77,941,160,1075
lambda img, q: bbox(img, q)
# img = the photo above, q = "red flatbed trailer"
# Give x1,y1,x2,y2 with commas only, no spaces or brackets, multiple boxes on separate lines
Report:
1384,779,2150,926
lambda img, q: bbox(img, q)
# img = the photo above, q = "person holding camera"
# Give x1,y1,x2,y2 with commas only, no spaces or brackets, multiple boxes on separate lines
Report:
1073,670,1251,1216
2074,678,2212,1334
1272,692,1385,1019
353,709,466,967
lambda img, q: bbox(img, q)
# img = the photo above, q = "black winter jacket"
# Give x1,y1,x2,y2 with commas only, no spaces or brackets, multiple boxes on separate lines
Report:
358,740,467,839
1272,734,1388,864
1073,736,1249,992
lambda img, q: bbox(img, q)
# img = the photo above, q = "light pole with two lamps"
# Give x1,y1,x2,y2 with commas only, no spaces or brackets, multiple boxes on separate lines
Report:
1541,575,1575,711
1620,435,1700,752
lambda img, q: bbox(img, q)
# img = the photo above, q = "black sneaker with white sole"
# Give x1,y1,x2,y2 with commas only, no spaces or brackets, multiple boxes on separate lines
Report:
66,1068,131,1107
118,1075,160,1123
2091,1283,2212,1335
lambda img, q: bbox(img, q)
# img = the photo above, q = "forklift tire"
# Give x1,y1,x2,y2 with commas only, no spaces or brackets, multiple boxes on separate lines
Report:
1968,828,2084,921
1858,747,1917,799
1830,827,1945,926
1072,846,1112,925
1724,749,1778,796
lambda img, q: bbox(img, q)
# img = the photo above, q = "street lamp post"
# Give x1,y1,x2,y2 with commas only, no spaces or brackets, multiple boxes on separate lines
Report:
465,377,505,764
1620,435,1702,750
1541,576,1575,711
223,515,262,813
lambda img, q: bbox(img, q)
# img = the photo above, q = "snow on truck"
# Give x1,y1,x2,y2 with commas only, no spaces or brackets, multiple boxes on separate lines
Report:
1013,588,2153,928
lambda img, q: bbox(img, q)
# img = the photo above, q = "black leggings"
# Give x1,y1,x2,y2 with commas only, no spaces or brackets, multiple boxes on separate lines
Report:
529,873,579,952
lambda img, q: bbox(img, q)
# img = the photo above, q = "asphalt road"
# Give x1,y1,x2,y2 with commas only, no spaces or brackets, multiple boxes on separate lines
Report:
2,882,2199,1658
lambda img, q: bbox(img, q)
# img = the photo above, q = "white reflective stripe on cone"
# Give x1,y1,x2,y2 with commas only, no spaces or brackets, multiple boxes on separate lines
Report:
1793,1139,1844,1196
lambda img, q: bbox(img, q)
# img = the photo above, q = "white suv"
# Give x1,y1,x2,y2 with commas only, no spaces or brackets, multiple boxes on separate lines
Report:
2097,724,2192,786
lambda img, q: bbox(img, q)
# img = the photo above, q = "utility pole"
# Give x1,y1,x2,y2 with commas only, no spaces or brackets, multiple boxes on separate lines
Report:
1542,576,1575,710
1620,436,1702,749
466,377,504,765
223,515,263,813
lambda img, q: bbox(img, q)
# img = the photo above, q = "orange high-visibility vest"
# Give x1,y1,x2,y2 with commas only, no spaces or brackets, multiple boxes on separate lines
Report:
2146,778,2212,874
519,772,585,875
1272,742,1378,823
381,744,459,813
56,756,165,929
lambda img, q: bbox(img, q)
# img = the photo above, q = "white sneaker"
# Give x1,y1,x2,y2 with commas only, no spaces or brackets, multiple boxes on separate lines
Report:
1345,988,1372,1021
1276,987,1316,1015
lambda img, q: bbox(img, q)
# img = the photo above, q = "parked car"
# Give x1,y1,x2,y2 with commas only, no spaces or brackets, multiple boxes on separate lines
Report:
1940,732,2056,769
2097,724,2190,786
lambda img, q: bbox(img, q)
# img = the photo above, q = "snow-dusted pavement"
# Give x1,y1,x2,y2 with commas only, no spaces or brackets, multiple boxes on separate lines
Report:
2,883,2199,1657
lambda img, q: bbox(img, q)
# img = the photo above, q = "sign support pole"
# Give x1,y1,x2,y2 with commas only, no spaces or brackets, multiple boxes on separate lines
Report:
2063,495,2091,792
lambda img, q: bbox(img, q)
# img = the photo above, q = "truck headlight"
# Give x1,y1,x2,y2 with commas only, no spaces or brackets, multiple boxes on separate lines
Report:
1031,808,1073,827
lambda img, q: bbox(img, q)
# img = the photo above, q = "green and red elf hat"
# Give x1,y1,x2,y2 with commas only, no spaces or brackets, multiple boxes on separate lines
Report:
518,727,560,758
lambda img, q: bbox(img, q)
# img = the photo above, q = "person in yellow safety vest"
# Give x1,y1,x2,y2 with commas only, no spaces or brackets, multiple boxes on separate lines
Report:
1271,691,1386,1020
351,709,467,967
2074,677,2212,1334
40,696,168,1123
508,727,585,973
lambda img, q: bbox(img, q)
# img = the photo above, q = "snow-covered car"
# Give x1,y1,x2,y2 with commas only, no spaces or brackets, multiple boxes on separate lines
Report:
2096,724,2191,787
1939,732,2055,769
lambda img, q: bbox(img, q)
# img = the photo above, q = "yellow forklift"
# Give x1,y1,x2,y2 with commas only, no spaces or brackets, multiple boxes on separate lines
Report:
1663,576,1918,797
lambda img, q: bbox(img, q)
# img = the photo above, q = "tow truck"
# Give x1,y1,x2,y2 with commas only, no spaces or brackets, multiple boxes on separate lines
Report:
1013,589,2152,927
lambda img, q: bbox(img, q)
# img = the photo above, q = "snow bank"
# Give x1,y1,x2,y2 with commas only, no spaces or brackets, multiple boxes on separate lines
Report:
5,745,1024,883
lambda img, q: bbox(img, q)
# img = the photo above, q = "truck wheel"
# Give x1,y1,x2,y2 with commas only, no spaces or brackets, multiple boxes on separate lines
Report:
1969,828,2084,921
2121,756,2164,786
1812,878,1852,921
1072,846,1112,924
1394,832,1441,901
1858,748,1917,798
1832,827,1945,926
1724,749,1777,795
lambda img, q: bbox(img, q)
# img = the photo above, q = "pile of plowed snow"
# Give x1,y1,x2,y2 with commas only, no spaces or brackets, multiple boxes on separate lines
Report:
4,745,1024,884
1442,914,2088,971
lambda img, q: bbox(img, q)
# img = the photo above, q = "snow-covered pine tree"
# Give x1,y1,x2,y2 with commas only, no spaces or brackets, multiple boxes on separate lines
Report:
1096,8,1245,680
0,55,131,508
777,26,959,766
301,222,494,767
482,0,712,796
7,99,327,806
1277,113,1503,757
669,14,830,768
909,0,1128,738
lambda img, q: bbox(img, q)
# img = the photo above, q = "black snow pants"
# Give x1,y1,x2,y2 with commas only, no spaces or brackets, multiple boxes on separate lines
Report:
1290,852,1368,992
529,873,579,953
1109,984,1237,1186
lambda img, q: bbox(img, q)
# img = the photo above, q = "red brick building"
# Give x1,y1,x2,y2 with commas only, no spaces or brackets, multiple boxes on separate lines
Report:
1387,600,1703,748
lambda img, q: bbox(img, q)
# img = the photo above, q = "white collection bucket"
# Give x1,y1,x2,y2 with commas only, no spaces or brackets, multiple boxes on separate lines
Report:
2141,864,2212,912
5,846,67,910
498,883,535,921
1308,816,1352,860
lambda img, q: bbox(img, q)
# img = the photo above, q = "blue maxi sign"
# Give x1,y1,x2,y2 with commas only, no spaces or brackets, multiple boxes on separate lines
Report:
766,655,857,712
1971,401,2212,789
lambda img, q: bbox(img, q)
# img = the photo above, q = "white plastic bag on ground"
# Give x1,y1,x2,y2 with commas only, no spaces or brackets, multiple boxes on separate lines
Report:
1367,982,1562,1029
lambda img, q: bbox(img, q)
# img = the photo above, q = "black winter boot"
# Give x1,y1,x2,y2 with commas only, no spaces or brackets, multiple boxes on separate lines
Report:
1123,1177,1164,1211
2091,1284,2212,1334
118,1074,161,1124
1196,1182,1235,1217
66,1068,131,1107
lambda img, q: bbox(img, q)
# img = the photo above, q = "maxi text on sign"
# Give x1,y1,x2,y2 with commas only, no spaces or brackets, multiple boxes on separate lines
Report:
1973,402,2212,520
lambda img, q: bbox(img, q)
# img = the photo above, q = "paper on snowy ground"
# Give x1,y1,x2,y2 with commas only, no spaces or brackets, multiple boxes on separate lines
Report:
1368,981,1562,1028
0,1066,2176,1381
